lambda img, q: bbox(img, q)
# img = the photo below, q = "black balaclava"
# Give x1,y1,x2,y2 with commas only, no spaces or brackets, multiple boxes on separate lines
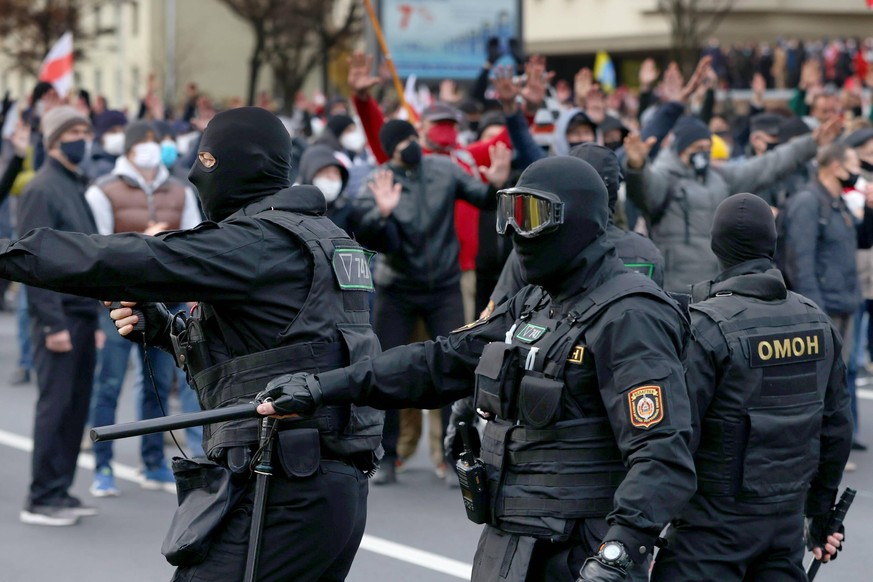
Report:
188,107,291,222
511,157,609,294
568,143,621,213
710,193,777,269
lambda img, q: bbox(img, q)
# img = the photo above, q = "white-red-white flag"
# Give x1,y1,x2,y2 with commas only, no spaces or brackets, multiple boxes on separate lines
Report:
868,0,873,10
38,32,74,97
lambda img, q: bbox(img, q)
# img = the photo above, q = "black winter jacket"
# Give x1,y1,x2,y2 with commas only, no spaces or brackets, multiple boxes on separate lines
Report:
17,158,99,332
353,155,495,291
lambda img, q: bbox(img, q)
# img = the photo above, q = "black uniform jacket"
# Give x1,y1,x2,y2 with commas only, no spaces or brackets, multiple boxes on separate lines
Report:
0,187,324,357
316,243,697,552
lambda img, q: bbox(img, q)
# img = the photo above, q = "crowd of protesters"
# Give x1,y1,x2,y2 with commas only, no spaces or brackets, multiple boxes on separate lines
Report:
0,32,871,519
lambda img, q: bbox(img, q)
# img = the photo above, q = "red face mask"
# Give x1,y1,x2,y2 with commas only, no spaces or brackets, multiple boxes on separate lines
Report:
427,122,458,150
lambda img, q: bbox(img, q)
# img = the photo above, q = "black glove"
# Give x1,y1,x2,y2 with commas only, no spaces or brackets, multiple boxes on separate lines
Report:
263,373,322,417
444,396,481,463
486,36,502,65
577,557,628,582
806,515,845,561
110,302,177,349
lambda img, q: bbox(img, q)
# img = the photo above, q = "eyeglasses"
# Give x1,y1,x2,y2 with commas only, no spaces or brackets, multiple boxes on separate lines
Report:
496,187,565,238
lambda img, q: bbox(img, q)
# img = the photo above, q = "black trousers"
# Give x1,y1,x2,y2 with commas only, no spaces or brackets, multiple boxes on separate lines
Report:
28,313,97,506
372,283,465,461
651,495,807,581
172,460,368,582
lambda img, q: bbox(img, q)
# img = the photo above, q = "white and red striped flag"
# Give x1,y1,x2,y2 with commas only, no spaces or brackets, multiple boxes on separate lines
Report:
38,32,74,97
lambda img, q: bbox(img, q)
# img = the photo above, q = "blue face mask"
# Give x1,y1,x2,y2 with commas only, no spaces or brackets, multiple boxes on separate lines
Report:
161,141,179,167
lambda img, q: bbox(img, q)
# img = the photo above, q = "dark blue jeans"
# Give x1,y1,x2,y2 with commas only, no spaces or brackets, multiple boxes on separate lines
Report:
92,311,175,471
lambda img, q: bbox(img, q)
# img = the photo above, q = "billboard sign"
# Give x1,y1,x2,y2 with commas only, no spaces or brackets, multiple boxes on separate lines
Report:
380,0,522,80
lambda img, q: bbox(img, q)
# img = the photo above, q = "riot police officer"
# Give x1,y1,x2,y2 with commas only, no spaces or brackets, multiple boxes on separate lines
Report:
487,143,665,313
651,194,852,581
259,156,698,582
0,107,383,581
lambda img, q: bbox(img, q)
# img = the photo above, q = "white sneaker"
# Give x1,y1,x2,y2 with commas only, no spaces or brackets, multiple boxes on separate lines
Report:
20,505,79,526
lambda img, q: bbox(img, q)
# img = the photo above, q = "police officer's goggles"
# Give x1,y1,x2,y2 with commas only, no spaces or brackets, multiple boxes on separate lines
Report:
496,187,565,238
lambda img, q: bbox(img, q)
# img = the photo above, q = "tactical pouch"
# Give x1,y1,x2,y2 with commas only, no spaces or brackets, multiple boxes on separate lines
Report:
741,400,823,498
517,374,563,428
276,428,321,478
475,343,522,419
161,457,246,567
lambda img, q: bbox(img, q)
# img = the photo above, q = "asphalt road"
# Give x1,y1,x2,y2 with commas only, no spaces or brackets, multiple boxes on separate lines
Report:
0,308,870,581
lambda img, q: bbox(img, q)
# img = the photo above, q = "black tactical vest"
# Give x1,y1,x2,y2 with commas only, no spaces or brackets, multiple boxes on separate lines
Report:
180,210,384,466
475,273,682,540
690,289,833,513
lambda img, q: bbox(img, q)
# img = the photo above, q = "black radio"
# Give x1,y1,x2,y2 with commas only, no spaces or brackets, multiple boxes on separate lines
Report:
455,422,489,524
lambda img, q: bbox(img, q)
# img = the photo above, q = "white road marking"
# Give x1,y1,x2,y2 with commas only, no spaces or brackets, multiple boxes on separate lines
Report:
0,428,473,580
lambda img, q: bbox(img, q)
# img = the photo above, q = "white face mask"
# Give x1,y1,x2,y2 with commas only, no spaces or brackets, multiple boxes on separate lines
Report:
131,141,162,169
102,132,125,156
313,177,343,204
340,128,366,153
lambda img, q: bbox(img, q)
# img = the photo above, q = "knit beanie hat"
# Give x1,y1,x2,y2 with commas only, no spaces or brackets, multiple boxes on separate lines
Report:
379,119,418,157
671,116,712,154
93,110,128,139
41,106,92,149
124,120,157,153
326,114,355,138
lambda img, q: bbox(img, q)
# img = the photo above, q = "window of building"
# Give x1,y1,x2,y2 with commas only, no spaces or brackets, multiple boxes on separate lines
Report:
95,69,103,94
94,4,102,32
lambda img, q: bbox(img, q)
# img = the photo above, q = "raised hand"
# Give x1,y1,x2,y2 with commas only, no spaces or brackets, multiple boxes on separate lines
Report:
660,62,684,103
440,79,462,104
368,169,402,217
812,115,843,147
520,55,554,110
574,67,593,107
639,58,660,90
347,51,382,96
800,59,822,91
10,119,31,157
679,56,713,103
480,142,511,187
492,65,521,113
624,132,657,170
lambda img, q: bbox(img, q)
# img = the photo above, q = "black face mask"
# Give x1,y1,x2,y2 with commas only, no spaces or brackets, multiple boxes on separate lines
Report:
689,151,710,179
188,107,291,222
862,160,873,173
839,170,861,189
60,139,88,166
510,157,608,295
400,141,422,166
603,140,622,152
765,141,779,152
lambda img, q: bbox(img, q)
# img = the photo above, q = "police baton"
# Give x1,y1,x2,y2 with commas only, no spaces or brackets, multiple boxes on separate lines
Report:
90,402,263,442
806,487,856,581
